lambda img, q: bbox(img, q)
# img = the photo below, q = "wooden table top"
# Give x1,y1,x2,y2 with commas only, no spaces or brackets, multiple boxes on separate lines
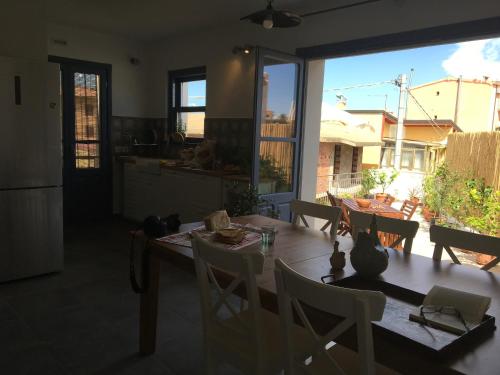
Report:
342,198,404,219
150,215,499,375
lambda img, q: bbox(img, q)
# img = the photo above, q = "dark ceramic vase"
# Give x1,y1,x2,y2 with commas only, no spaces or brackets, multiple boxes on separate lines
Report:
330,241,346,271
350,215,389,278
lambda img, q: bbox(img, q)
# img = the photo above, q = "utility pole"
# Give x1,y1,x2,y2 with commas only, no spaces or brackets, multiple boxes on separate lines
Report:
394,74,407,170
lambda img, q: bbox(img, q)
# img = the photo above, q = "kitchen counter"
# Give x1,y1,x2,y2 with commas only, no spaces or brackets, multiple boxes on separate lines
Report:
117,155,249,222
117,155,247,179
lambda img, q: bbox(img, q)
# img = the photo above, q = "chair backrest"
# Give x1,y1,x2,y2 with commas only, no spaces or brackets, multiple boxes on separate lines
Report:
274,258,386,375
191,232,265,355
326,191,342,207
383,194,395,206
430,225,500,271
350,211,419,253
291,199,341,240
327,193,351,226
399,200,418,220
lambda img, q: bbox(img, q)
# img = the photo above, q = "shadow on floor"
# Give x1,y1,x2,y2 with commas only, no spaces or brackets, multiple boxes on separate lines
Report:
0,218,240,375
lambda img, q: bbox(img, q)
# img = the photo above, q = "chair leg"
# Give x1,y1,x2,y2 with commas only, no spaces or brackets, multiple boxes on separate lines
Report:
204,346,217,375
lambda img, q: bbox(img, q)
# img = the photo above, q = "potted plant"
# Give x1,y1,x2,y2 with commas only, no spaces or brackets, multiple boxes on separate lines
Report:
407,186,421,204
422,172,442,221
372,169,399,201
358,169,376,198
422,163,457,222
225,183,261,217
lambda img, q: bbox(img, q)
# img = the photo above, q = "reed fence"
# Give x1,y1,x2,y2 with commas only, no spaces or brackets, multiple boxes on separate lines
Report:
446,132,500,190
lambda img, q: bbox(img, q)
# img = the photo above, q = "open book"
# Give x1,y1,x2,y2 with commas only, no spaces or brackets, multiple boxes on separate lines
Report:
409,285,491,335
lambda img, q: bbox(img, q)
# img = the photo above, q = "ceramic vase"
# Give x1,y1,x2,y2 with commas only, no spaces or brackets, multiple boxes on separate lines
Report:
350,215,389,278
329,241,346,271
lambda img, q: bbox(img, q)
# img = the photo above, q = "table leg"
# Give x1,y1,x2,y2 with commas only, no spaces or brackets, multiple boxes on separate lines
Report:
139,253,161,355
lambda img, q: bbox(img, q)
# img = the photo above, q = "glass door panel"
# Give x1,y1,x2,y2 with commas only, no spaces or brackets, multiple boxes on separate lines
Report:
253,49,304,221
73,72,101,169
260,60,297,138
259,141,294,194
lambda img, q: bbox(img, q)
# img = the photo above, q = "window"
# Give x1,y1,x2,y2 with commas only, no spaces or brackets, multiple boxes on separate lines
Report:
168,67,206,140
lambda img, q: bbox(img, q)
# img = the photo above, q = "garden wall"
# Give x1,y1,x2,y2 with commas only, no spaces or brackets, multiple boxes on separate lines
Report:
446,132,500,190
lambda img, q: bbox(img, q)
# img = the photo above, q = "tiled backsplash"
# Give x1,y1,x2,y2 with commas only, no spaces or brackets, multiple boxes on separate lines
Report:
111,116,254,172
111,116,167,157
205,117,253,174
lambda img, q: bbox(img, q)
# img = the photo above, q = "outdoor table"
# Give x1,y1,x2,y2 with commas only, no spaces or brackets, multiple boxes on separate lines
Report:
138,215,500,375
341,198,403,219
341,198,404,248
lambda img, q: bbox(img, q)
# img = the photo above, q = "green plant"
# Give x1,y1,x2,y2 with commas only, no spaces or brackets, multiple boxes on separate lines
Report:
427,166,500,236
339,192,353,199
259,156,290,193
407,186,421,201
176,118,186,134
372,169,399,193
422,163,459,214
359,169,376,197
225,183,261,217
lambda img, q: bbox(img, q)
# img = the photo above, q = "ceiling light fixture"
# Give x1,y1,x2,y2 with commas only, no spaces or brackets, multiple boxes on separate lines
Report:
241,0,383,29
240,0,301,29
232,45,254,55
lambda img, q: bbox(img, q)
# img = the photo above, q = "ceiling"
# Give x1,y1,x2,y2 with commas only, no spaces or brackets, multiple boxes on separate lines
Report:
46,0,341,41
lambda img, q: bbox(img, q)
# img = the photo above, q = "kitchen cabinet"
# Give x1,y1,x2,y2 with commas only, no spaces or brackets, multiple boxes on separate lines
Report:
123,161,224,223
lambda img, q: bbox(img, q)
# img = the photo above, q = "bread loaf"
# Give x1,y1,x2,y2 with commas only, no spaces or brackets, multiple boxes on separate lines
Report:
204,210,230,231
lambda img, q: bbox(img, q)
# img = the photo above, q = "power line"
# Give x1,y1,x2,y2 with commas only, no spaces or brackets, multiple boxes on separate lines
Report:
324,79,396,92
406,89,448,138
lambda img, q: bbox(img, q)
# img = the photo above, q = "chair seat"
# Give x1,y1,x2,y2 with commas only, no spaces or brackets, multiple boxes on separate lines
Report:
209,308,312,374
296,343,400,375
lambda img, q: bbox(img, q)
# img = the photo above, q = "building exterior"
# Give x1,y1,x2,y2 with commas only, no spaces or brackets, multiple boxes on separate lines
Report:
406,77,500,133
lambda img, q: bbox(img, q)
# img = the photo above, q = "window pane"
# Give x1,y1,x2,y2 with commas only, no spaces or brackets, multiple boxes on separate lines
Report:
259,141,294,194
381,147,393,167
75,143,100,169
401,149,413,169
261,60,297,138
74,73,100,141
178,112,205,138
180,80,206,107
414,150,425,170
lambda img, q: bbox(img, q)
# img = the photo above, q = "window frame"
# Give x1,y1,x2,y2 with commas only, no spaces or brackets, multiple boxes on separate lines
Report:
168,66,207,143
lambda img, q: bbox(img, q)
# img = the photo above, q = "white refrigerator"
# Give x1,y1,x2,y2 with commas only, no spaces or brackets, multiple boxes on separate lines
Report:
0,57,63,282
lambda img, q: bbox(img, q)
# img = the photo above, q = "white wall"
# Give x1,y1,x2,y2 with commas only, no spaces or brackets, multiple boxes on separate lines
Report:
47,24,150,118
0,0,46,60
146,0,500,119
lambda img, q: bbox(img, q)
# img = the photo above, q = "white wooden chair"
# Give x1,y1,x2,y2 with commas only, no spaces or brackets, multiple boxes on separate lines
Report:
191,232,284,374
350,211,419,254
430,225,500,271
291,199,342,241
274,258,396,375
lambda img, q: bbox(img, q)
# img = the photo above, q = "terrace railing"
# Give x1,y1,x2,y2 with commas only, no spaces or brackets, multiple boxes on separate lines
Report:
316,171,365,205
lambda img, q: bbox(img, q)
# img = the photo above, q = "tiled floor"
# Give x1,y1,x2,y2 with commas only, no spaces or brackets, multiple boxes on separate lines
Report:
0,219,239,375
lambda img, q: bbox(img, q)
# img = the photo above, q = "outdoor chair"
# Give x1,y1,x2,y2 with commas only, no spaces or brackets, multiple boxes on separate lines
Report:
383,194,396,206
399,199,419,220
291,199,341,242
430,225,500,271
274,258,397,375
192,232,290,374
350,211,419,254
326,192,351,236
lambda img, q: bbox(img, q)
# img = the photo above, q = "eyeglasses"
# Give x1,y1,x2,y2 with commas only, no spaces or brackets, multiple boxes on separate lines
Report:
419,305,470,332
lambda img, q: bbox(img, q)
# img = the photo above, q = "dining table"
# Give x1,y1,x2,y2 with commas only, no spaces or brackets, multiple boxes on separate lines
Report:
137,215,500,375
341,198,405,248
341,198,404,219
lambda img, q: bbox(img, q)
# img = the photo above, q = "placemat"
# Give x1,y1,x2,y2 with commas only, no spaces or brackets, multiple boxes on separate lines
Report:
157,224,262,251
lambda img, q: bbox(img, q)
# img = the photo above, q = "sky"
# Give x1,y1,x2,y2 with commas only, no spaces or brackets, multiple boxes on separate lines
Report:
323,37,500,115
184,37,500,117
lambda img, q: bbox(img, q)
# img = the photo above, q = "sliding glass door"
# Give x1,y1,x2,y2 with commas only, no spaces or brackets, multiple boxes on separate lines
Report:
253,48,305,221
